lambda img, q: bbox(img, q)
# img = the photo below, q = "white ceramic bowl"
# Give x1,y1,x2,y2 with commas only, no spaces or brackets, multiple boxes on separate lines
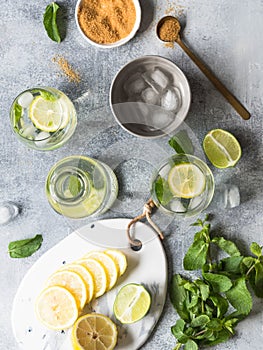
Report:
75,0,141,49
110,55,191,138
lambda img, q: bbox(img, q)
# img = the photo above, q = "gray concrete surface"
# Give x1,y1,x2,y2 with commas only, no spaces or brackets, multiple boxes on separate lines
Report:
1,0,263,349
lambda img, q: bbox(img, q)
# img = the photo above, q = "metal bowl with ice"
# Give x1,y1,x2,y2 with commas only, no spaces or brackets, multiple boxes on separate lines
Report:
110,56,191,138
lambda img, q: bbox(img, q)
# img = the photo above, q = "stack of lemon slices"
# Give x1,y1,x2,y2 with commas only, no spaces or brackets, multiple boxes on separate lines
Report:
35,249,127,334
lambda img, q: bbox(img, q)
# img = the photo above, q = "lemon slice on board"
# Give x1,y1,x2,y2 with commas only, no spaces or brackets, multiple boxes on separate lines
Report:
71,313,118,350
77,258,107,298
113,283,151,324
35,285,78,330
203,129,242,168
167,163,206,198
84,251,118,290
45,270,87,309
29,96,69,132
104,249,127,276
58,263,94,303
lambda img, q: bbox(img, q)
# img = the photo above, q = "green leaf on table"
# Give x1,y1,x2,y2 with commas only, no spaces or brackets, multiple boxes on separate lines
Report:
221,256,243,275
190,314,210,328
202,272,232,293
13,103,23,128
204,329,231,346
250,242,262,258
249,261,263,298
173,343,182,350
170,274,191,322
225,277,252,316
154,176,173,206
207,318,222,331
43,2,61,43
212,237,241,256
195,279,210,301
169,130,194,155
171,319,189,343
8,234,43,258
68,175,82,197
184,240,209,270
184,339,198,350
209,294,228,318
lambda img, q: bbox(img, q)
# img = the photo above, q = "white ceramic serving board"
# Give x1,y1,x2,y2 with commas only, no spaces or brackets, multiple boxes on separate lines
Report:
12,218,168,350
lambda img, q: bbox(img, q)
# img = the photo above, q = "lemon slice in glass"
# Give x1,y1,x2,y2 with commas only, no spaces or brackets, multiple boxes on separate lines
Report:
71,313,118,350
203,129,242,168
104,249,127,276
29,96,69,132
45,270,87,309
113,283,151,324
167,163,206,198
84,251,118,291
35,285,78,330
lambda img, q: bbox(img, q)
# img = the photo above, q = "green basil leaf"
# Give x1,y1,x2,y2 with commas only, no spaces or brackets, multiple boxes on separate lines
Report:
171,319,189,343
202,272,232,293
250,242,262,258
212,237,240,256
154,176,173,206
225,277,252,316
190,314,210,328
184,240,209,270
8,234,43,258
43,2,61,43
170,274,191,322
184,339,198,350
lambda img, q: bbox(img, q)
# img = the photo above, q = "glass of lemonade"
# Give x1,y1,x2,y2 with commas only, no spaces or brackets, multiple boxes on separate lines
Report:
151,154,214,217
45,156,118,218
10,87,77,150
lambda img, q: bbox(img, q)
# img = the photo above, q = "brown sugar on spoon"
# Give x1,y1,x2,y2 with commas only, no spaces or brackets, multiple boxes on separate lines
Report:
77,0,136,44
157,18,181,42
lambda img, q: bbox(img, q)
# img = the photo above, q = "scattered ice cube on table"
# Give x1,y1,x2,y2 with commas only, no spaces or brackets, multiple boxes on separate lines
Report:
17,92,34,108
0,201,19,225
35,131,51,147
150,68,170,89
161,87,181,111
141,87,159,105
124,73,147,96
227,185,240,208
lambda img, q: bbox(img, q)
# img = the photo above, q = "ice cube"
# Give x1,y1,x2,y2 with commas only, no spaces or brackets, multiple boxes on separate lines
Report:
21,124,38,139
227,185,240,208
146,109,174,130
141,88,159,105
142,72,161,94
35,131,51,147
161,87,181,111
150,68,170,89
17,92,34,108
170,199,187,213
124,73,147,96
0,201,19,225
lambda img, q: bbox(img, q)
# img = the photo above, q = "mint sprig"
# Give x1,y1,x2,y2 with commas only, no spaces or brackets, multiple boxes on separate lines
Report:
170,217,263,349
43,2,61,43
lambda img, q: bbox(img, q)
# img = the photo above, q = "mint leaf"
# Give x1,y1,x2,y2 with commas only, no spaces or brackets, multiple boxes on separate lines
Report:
184,339,198,350
170,274,191,322
8,234,43,258
249,261,263,298
195,279,210,301
13,103,23,128
221,256,243,275
68,175,82,197
190,314,210,328
203,273,232,293
171,319,189,343
154,176,173,205
225,277,252,316
40,90,57,101
212,237,240,256
184,240,209,270
205,329,231,346
169,130,194,155
250,242,262,258
209,294,228,318
43,2,61,43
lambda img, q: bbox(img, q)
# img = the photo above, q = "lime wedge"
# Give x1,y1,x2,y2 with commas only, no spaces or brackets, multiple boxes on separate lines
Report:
167,163,206,199
113,283,151,324
29,96,69,132
203,129,242,168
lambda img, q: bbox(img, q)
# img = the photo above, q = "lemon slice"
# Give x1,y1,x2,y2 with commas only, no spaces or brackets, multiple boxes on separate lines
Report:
167,163,206,198
113,283,151,324
203,129,242,168
45,270,87,309
35,285,78,330
58,263,94,303
77,258,107,298
29,96,69,132
104,249,127,276
84,251,118,290
71,313,117,350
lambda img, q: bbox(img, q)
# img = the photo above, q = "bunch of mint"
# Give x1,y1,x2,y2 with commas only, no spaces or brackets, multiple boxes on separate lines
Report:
170,215,263,349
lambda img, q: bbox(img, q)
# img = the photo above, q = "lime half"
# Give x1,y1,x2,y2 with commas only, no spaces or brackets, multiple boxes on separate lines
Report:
167,163,206,199
113,283,151,324
203,129,242,168
29,96,69,132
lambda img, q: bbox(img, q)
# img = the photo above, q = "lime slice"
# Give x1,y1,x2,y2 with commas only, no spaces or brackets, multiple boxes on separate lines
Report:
29,96,69,132
167,163,206,198
203,129,242,168
113,283,151,324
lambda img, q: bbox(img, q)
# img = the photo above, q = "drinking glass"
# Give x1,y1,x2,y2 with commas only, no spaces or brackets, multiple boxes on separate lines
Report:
45,156,118,218
151,154,214,217
10,87,77,150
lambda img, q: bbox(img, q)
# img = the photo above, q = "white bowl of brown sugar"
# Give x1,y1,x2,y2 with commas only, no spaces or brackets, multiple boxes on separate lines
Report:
75,0,141,48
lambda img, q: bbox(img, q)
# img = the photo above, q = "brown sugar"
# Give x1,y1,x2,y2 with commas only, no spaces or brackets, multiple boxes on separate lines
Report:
158,18,181,42
77,0,136,44
53,56,81,83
